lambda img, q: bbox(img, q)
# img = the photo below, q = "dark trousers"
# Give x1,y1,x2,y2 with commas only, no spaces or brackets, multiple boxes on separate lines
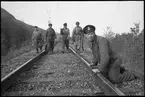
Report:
36,40,43,52
108,57,136,83
45,40,55,53
62,38,69,51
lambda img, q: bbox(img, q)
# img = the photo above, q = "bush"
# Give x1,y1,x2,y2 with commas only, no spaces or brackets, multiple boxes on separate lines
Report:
110,30,144,73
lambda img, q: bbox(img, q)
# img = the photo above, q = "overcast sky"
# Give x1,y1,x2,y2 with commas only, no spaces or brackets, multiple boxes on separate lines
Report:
1,1,144,36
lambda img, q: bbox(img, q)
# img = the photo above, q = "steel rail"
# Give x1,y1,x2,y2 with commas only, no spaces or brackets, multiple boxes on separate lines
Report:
69,46,125,96
1,50,46,93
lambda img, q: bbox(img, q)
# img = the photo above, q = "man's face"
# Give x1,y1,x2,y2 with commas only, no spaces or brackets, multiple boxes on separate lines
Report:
35,28,38,30
76,23,79,26
85,31,95,42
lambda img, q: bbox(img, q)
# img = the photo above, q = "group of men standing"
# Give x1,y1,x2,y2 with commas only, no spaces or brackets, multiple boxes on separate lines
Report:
32,21,84,54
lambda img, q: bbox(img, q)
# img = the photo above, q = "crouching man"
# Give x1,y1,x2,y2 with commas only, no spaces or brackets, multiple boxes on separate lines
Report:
83,25,143,83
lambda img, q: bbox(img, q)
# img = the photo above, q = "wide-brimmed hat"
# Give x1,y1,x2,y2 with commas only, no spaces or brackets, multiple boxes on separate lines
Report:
83,25,95,34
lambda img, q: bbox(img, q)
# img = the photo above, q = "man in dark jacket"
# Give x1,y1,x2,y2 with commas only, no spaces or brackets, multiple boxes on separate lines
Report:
60,23,70,53
45,23,56,54
83,25,143,83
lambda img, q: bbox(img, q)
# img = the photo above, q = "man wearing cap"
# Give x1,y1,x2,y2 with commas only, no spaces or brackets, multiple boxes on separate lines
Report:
83,25,143,83
45,23,56,54
72,22,84,52
60,23,70,53
32,26,44,53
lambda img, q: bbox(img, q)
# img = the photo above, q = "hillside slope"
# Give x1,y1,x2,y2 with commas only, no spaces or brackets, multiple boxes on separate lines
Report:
1,8,45,56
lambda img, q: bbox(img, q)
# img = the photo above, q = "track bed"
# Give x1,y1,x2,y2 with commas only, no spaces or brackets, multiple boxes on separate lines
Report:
2,49,103,96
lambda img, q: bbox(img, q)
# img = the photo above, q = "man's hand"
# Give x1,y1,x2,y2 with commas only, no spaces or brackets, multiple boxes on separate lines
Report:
92,68,100,73
90,62,100,73
90,62,98,69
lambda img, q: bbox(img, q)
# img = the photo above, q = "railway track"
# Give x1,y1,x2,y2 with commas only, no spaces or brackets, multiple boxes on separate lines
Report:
1,44,144,96
1,50,46,93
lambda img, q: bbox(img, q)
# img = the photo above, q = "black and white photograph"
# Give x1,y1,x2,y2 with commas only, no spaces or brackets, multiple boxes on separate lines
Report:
1,1,144,96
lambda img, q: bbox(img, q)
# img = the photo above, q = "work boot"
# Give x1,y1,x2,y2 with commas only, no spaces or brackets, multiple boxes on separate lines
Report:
40,47,42,52
79,48,83,53
75,48,79,53
36,48,39,53
133,71,144,81
36,50,39,53
81,47,84,52
48,51,53,55
66,49,69,53
62,51,64,53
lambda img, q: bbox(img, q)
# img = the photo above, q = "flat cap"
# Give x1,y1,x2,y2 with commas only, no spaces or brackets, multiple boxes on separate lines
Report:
63,23,67,26
48,23,52,26
34,26,38,28
83,25,95,34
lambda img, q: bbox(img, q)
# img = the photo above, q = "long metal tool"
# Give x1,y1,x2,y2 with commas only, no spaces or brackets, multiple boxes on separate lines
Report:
69,46,125,96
